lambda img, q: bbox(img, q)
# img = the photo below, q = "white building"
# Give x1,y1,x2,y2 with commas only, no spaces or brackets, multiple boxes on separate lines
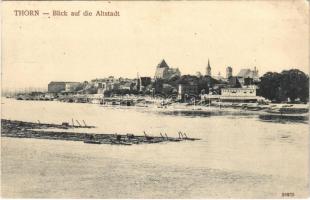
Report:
201,85,266,103
221,87,256,97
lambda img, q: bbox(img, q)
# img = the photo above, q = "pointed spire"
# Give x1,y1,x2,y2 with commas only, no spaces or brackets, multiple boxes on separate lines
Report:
157,59,169,68
207,59,211,69
206,58,211,76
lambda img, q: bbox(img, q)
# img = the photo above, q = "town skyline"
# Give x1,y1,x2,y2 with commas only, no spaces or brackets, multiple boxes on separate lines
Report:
2,1,309,90
2,57,308,91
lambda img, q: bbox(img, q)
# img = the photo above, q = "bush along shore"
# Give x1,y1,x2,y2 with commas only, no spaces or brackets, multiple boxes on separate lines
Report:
1,119,200,145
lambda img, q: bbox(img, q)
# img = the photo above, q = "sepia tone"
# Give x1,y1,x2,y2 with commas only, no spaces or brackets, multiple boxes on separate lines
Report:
1,0,309,198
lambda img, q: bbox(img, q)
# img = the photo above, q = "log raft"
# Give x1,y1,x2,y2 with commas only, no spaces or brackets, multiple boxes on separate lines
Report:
1,119,200,145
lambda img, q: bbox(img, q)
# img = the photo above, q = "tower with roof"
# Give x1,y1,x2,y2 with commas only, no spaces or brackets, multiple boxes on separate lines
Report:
206,59,211,76
154,59,181,80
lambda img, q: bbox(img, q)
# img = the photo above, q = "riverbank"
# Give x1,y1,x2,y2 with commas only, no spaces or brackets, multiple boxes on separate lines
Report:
156,104,309,116
9,96,309,116
1,119,199,145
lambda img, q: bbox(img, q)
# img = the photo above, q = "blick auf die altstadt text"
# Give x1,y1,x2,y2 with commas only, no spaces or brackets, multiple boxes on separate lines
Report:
14,10,120,17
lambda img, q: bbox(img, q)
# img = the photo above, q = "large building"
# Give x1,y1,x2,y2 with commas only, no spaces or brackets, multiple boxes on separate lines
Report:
220,86,261,102
236,67,259,86
48,82,66,93
65,82,81,92
237,67,259,79
201,85,265,103
91,76,130,92
154,59,181,80
221,86,256,97
48,82,80,93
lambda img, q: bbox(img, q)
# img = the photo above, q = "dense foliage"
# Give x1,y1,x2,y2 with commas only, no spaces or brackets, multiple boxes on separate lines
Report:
259,69,309,103
153,75,219,96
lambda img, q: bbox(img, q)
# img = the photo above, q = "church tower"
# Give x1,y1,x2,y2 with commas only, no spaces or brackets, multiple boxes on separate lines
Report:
226,66,233,78
206,59,211,76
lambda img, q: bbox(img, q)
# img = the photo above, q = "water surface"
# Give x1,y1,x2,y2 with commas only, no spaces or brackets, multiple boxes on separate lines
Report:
1,99,309,198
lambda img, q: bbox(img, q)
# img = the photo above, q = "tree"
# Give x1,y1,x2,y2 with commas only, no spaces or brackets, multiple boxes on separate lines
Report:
280,69,309,102
259,69,309,103
259,72,281,101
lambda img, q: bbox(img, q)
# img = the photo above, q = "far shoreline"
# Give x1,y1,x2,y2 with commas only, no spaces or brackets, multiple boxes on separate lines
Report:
2,97,309,123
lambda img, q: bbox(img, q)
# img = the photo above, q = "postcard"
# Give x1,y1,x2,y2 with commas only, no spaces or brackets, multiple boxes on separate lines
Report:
1,0,309,198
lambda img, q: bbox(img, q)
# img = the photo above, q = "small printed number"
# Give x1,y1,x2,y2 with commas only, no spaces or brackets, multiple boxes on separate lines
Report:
282,192,294,197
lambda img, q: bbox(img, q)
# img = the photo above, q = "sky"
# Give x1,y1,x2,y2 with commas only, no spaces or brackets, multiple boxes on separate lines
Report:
2,0,309,90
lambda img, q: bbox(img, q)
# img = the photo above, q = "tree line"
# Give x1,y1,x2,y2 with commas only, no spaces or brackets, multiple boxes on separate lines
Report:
258,69,309,103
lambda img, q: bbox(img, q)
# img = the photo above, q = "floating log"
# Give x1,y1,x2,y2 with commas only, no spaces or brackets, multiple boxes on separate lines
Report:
1,119,201,146
84,139,101,144
127,133,135,139
144,131,154,140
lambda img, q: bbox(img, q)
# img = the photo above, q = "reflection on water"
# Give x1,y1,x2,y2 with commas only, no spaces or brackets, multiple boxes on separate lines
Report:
152,108,308,124
258,114,308,124
1,99,309,198
158,110,213,117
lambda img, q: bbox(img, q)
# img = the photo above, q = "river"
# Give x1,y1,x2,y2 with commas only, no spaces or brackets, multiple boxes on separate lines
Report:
1,99,309,198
